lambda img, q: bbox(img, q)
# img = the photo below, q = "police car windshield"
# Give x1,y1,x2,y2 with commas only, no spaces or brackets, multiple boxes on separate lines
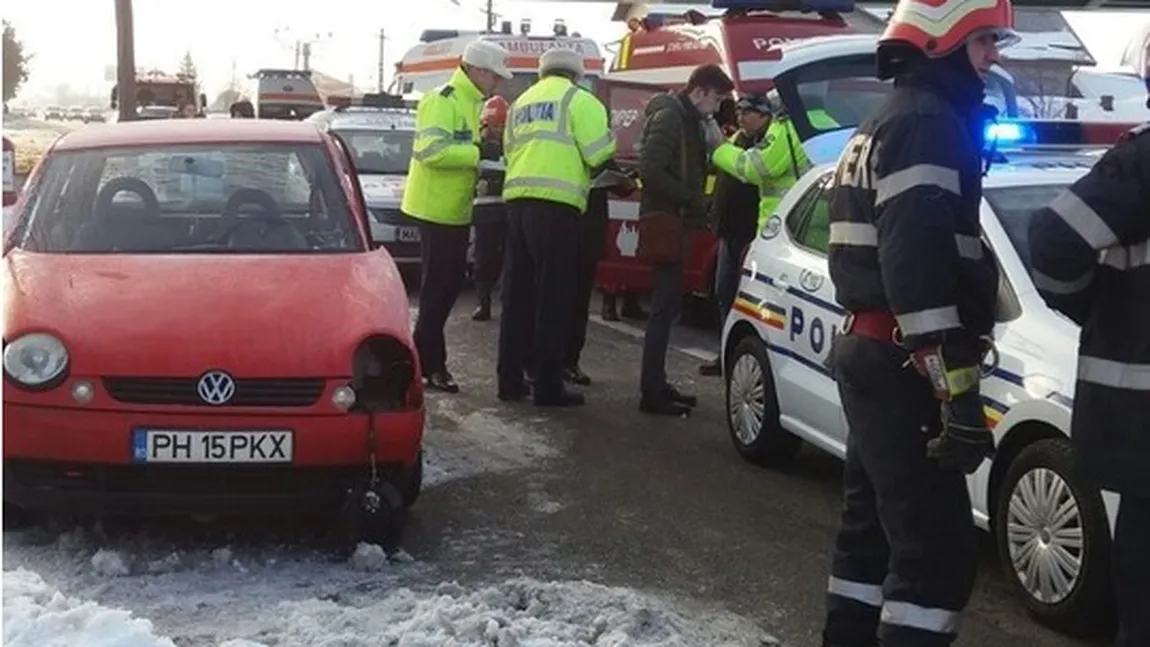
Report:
335,128,414,175
984,183,1071,271
13,143,362,255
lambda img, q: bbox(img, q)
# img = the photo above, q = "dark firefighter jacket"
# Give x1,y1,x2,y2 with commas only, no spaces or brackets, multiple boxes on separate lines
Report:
710,128,765,242
473,136,506,225
1028,124,1150,497
826,58,1000,370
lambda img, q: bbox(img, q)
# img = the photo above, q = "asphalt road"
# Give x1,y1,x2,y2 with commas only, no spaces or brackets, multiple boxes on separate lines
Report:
400,288,1102,647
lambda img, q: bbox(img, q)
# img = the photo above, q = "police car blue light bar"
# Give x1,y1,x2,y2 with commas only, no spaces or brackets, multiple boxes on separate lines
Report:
711,0,855,12
984,119,1139,150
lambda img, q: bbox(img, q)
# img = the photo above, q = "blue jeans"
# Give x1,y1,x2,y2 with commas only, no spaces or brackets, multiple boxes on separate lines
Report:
715,237,751,323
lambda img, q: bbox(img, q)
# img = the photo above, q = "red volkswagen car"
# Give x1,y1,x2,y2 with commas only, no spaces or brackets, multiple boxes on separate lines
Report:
2,119,424,530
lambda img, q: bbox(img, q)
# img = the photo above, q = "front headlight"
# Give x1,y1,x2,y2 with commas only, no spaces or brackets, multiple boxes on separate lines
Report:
3,333,70,388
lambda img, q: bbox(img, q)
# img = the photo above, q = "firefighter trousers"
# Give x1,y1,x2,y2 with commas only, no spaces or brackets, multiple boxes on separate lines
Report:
1114,495,1150,647
822,334,977,647
497,199,579,401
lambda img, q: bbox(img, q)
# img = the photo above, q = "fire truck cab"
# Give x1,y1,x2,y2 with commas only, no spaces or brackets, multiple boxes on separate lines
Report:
595,0,1020,323
392,19,606,103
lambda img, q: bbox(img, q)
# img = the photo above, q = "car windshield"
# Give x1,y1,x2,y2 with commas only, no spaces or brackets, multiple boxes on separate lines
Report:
335,128,414,175
776,54,1016,138
984,183,1072,271
12,143,363,254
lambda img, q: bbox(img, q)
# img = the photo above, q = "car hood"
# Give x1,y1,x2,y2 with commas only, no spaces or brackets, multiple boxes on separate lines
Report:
1,250,413,377
359,173,406,210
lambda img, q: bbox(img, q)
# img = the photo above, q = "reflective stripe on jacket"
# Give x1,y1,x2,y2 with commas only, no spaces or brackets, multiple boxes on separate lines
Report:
503,76,615,212
401,68,484,225
711,117,812,234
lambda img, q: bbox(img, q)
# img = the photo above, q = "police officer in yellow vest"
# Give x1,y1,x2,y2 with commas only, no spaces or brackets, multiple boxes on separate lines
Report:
402,40,512,393
709,93,831,234
497,48,616,407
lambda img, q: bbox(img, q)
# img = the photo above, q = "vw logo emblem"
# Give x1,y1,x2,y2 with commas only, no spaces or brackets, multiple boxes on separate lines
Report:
197,371,236,405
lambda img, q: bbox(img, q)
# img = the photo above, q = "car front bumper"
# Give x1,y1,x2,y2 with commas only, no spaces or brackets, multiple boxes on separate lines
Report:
3,402,423,515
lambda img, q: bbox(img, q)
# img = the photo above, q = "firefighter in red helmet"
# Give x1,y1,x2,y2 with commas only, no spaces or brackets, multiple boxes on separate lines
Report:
820,1,1018,646
471,95,510,322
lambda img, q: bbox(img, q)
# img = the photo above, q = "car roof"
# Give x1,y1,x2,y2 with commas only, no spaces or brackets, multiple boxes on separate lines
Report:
52,119,326,151
311,108,416,131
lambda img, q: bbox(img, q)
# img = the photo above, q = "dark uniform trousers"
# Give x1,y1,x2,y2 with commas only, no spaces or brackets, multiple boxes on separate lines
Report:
824,334,977,647
472,205,507,303
565,188,608,369
413,221,470,376
1114,496,1150,647
497,198,580,399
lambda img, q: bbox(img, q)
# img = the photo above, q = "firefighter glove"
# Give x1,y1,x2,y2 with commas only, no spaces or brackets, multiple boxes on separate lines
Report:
928,390,995,474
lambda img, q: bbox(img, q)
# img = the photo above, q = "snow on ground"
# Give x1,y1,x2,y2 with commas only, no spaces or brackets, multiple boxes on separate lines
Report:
4,562,769,646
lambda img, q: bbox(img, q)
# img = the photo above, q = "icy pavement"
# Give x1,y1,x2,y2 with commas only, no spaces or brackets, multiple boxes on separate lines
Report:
2,392,773,646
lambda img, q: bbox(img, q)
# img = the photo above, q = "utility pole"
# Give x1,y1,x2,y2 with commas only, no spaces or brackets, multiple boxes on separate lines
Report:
294,41,301,69
301,42,312,71
377,29,387,92
114,0,138,122
486,0,496,32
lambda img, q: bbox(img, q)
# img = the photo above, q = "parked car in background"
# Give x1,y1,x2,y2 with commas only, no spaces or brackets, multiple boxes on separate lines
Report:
306,94,421,282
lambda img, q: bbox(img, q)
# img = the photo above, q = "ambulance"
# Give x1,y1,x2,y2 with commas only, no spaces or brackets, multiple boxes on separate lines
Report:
251,69,326,121
594,0,1020,325
392,19,606,102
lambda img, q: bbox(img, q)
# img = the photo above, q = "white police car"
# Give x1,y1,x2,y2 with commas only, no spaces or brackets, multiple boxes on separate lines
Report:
307,96,421,274
721,120,1136,634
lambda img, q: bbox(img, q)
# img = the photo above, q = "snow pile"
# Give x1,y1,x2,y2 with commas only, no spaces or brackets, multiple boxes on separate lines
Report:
91,548,131,577
225,577,764,646
3,568,177,647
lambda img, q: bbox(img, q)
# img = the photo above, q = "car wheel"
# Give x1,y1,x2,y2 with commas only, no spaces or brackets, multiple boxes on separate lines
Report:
400,451,423,508
994,438,1113,635
725,335,801,467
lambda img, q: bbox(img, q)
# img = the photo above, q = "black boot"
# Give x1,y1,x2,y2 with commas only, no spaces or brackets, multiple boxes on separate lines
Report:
563,365,591,386
621,295,648,320
639,390,691,416
601,294,619,321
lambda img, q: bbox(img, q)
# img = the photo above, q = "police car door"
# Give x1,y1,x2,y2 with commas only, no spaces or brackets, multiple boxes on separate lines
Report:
766,168,849,447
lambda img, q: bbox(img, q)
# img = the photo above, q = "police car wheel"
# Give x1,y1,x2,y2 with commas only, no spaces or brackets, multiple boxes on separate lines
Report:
725,336,800,467
993,438,1113,635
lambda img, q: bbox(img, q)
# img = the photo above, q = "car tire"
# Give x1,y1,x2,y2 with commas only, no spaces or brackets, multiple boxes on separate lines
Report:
993,438,1114,636
400,451,423,509
725,335,801,467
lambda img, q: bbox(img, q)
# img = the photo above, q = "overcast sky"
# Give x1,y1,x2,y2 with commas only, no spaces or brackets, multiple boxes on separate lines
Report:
5,1,1150,102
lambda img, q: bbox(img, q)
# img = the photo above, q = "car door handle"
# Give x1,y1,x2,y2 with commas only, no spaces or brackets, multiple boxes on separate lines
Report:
773,274,791,292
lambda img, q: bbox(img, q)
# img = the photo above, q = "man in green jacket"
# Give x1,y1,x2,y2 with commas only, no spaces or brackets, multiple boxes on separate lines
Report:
637,63,734,416
401,40,511,393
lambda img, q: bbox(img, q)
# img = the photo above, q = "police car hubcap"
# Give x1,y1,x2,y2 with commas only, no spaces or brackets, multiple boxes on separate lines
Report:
1006,467,1084,605
728,354,765,445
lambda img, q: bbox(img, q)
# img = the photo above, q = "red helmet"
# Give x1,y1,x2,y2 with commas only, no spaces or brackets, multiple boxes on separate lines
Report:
480,96,510,128
878,0,1020,78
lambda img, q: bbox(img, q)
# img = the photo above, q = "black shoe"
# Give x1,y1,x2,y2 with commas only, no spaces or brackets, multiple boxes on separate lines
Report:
471,303,491,321
666,386,698,407
639,392,691,416
601,300,620,322
698,358,722,377
621,297,647,320
535,390,585,407
425,370,459,393
498,384,530,402
562,366,591,386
